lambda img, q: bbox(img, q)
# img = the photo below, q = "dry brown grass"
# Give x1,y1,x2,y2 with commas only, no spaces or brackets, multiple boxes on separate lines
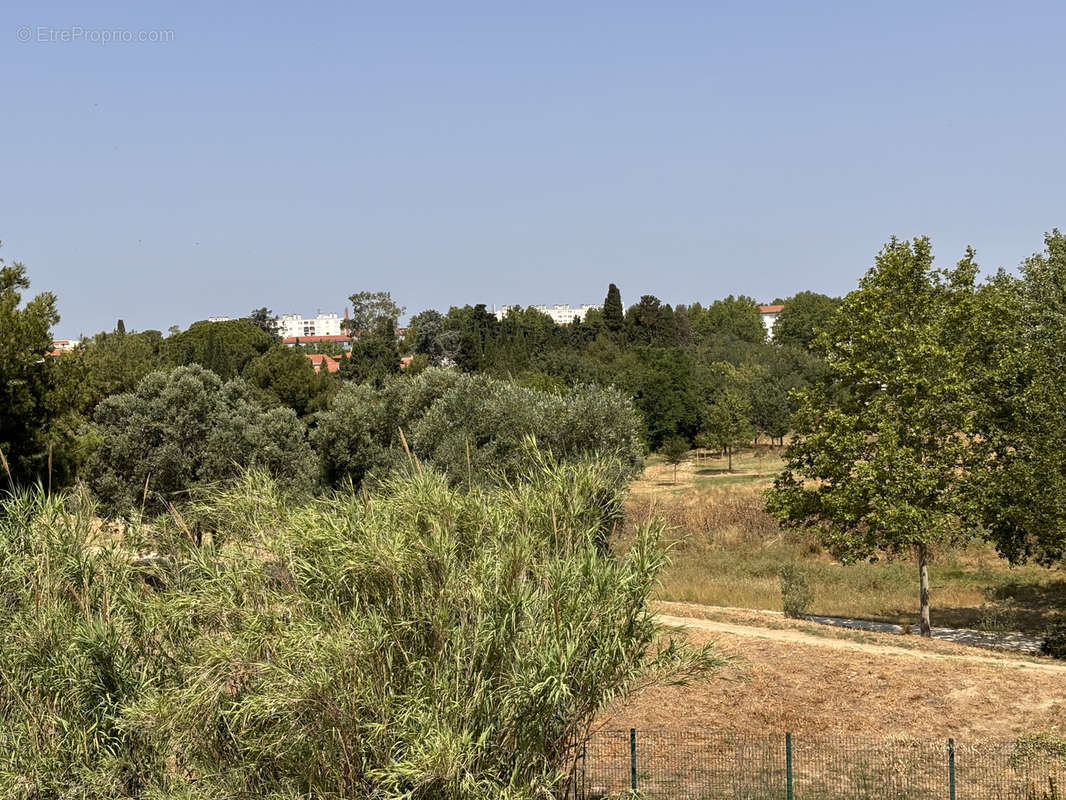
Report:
600,611,1066,738
625,448,1066,633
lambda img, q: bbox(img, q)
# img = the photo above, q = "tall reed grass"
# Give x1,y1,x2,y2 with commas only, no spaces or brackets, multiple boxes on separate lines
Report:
0,453,722,799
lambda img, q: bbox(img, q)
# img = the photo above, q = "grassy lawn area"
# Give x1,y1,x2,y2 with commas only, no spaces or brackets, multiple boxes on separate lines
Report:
629,447,1066,634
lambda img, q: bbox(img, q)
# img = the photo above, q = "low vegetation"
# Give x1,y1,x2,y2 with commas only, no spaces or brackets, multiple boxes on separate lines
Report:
0,455,721,799
630,451,1066,637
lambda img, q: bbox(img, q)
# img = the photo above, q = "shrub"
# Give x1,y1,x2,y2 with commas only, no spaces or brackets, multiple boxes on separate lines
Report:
313,368,644,488
84,365,317,514
0,457,721,799
1041,619,1066,660
779,563,814,618
976,597,1020,633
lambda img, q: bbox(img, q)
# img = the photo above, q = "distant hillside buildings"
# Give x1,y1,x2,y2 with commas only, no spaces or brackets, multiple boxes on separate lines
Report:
277,312,344,339
201,299,786,342
493,304,599,324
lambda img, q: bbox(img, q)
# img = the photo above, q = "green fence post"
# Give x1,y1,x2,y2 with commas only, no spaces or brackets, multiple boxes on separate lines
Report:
629,728,637,792
786,732,793,800
948,738,956,800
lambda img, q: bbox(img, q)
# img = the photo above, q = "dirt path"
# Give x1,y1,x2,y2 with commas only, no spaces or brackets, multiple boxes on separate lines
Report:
657,613,1066,673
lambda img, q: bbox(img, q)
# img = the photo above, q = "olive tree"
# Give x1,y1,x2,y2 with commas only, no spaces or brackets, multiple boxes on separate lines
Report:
85,364,316,514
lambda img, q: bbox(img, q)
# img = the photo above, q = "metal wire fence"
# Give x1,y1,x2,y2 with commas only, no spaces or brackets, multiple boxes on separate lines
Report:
572,730,1066,799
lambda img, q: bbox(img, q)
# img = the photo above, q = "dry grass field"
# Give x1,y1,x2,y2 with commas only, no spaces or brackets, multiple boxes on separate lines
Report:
627,447,1066,635
600,603,1066,738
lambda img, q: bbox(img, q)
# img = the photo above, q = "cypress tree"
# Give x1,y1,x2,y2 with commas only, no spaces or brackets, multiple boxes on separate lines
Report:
603,283,624,333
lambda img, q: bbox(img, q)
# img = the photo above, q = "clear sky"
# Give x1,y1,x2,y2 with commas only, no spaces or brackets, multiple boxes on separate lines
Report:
4,1,1065,338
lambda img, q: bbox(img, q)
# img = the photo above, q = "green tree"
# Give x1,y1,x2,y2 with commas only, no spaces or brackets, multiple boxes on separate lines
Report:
313,369,644,489
444,303,499,372
766,237,982,636
771,291,841,350
661,435,689,483
692,295,766,345
625,295,679,347
247,307,280,337
54,329,167,416
967,231,1066,566
84,364,316,514
165,319,274,379
0,252,60,485
409,308,444,360
343,315,400,385
702,384,755,472
626,347,702,449
738,363,792,447
347,290,405,336
243,344,334,416
603,282,624,333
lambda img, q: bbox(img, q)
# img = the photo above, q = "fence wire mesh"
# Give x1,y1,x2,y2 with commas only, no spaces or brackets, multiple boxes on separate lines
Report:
574,730,1066,799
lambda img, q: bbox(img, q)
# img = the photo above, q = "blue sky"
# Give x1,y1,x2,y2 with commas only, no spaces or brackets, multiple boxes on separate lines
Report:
4,1,1065,337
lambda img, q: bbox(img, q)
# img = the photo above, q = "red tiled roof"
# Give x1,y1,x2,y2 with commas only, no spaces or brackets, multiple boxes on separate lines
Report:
306,353,341,373
284,334,350,344
759,304,784,313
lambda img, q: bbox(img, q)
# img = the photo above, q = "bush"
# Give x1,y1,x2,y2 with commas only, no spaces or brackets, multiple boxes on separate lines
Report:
313,368,644,488
976,598,1020,633
0,457,721,799
1041,619,1066,660
84,365,317,514
780,564,814,618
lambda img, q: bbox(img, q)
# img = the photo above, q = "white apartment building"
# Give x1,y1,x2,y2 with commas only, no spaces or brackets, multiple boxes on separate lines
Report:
278,312,344,339
494,304,599,325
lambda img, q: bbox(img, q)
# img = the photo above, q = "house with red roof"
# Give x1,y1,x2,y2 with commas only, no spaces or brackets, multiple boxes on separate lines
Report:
759,304,784,337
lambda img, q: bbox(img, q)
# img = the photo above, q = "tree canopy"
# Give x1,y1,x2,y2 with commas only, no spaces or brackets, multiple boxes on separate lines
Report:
0,252,60,485
164,319,274,379
771,291,841,350
84,365,316,513
766,237,982,635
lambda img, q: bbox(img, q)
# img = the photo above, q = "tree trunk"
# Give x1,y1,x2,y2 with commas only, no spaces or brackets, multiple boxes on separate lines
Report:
727,446,733,472
917,542,931,637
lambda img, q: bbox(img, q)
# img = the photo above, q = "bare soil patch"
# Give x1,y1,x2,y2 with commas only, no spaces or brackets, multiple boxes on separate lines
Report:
599,603,1066,738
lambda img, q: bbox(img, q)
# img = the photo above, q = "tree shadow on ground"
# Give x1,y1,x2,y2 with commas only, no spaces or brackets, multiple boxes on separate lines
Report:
881,579,1066,635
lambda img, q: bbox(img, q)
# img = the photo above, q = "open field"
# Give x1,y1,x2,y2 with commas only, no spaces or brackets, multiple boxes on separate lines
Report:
599,603,1066,738
629,449,1066,635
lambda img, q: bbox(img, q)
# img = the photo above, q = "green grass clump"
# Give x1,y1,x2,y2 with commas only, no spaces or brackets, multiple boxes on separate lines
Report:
0,455,722,799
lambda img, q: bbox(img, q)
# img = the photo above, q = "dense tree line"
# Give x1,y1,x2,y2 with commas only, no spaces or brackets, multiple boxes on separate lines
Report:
1,249,836,507
404,289,830,451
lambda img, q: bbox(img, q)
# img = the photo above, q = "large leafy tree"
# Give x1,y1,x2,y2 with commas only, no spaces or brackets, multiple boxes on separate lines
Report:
342,315,401,385
625,295,679,347
247,307,280,337
52,328,168,418
968,231,1066,565
164,319,274,379
766,237,981,636
243,344,335,416
0,252,59,485
625,347,702,449
772,291,841,350
347,290,405,336
691,295,766,345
